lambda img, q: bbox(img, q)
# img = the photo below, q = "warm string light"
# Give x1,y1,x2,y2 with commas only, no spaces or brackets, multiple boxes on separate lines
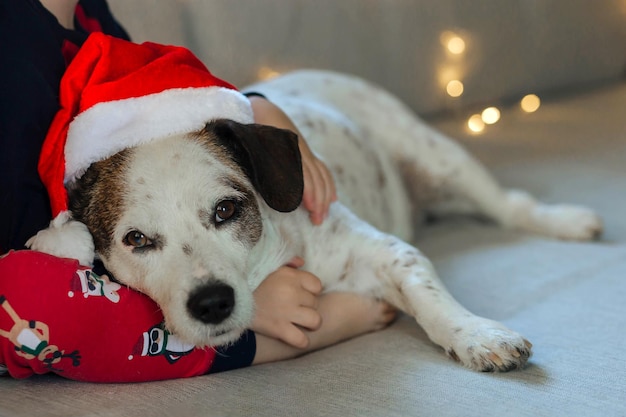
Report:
466,95,542,135
257,66,281,80
440,31,466,55
481,107,500,124
520,94,541,113
466,107,499,134
446,35,466,55
259,35,542,137
437,30,543,134
440,30,466,99
446,80,464,98
467,114,485,133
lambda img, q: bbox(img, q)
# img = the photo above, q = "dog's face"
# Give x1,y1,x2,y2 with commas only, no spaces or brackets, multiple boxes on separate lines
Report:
68,120,303,347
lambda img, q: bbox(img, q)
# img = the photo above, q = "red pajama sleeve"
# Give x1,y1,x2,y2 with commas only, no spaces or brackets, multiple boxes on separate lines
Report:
0,250,255,383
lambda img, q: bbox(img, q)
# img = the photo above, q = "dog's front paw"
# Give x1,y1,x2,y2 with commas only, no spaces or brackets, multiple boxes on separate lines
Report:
26,211,95,266
445,318,532,372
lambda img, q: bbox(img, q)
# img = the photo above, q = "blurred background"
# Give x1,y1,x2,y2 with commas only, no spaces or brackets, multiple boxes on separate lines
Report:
108,0,626,119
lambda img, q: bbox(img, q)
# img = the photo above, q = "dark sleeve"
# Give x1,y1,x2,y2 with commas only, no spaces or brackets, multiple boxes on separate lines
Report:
208,330,257,374
0,0,129,253
243,92,267,99
0,0,67,252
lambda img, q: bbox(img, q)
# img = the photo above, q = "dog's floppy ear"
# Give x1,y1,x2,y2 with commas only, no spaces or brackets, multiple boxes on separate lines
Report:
207,119,304,212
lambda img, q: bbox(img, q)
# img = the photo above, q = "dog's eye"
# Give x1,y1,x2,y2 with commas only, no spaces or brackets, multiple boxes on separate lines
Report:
124,230,151,248
215,200,237,223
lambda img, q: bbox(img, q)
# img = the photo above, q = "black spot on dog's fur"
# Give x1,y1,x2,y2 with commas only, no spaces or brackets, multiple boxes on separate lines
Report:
447,349,460,362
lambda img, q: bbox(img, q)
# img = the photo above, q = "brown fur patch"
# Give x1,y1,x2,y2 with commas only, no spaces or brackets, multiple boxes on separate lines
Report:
220,177,263,246
68,149,133,257
191,128,263,247
339,253,355,282
198,208,212,230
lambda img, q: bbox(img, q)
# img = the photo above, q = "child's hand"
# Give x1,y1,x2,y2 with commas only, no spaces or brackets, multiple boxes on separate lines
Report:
297,137,337,225
252,291,398,365
251,257,323,349
248,95,337,225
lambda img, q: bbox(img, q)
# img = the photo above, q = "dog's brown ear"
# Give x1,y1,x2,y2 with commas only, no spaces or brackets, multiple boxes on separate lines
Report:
206,119,304,212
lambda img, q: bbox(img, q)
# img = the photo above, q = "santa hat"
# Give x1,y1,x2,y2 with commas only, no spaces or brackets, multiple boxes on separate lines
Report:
27,33,254,265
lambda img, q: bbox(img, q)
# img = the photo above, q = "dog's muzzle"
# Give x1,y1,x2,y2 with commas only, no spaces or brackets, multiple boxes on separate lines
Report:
187,281,235,324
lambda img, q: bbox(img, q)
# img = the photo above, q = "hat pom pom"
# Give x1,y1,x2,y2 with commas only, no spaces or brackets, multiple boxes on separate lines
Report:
26,211,95,267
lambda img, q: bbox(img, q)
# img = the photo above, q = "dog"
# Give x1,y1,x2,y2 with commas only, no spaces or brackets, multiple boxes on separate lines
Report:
32,70,602,372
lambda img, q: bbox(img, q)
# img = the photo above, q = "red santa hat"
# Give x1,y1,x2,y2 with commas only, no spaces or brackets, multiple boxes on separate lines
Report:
27,33,254,265
40,32,253,217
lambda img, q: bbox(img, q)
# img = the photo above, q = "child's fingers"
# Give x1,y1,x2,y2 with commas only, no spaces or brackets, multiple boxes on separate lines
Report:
284,258,322,296
279,325,310,349
304,160,335,225
302,164,322,223
299,137,337,225
297,287,319,310
292,306,323,332
317,159,337,218
286,256,305,269
299,270,323,295
375,300,399,328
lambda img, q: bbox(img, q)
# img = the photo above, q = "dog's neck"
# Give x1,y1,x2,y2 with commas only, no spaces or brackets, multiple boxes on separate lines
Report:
245,202,302,289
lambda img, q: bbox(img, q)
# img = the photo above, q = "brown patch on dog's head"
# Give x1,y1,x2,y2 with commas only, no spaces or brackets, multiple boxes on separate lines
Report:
68,149,132,258
193,119,304,213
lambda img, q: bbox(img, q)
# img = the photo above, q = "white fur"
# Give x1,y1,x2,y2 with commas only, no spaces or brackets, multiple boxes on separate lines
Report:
53,70,604,371
26,211,95,267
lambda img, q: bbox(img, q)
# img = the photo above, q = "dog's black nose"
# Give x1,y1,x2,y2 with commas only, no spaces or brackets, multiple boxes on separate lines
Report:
187,282,235,324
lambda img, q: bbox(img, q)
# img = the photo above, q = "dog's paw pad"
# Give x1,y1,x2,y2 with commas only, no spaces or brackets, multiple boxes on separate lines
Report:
447,319,532,372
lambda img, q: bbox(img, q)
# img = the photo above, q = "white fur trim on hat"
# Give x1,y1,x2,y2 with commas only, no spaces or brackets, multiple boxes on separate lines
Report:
64,86,254,183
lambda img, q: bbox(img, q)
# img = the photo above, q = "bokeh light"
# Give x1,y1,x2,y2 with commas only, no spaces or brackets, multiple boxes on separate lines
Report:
446,80,464,97
520,94,541,113
467,114,485,133
440,31,466,55
257,66,281,80
447,36,466,55
481,107,501,124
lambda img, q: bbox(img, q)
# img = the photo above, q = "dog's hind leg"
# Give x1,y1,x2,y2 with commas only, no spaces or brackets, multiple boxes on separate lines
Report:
393,125,603,241
319,72,603,241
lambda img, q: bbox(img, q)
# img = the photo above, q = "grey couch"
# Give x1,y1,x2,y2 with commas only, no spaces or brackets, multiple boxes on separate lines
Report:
2,1,625,416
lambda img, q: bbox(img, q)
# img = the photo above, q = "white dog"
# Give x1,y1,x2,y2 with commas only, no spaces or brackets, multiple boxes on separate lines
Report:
31,70,602,372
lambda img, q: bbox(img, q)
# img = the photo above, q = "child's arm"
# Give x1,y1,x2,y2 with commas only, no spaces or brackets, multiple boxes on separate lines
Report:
253,292,397,365
249,95,337,225
250,257,397,362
